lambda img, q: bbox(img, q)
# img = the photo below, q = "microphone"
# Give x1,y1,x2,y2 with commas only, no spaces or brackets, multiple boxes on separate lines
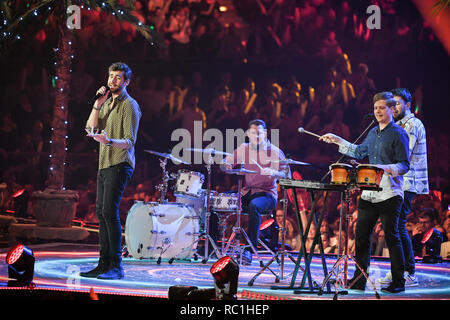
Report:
363,113,375,119
88,86,109,105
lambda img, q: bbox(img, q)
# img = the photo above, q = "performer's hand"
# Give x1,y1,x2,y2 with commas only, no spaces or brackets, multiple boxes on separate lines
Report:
93,86,110,108
85,128,111,145
261,167,275,176
319,133,343,145
221,163,233,171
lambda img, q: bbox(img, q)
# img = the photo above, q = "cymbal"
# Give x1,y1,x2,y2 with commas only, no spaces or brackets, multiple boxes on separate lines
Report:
185,148,232,156
144,149,190,165
272,159,311,166
224,168,257,175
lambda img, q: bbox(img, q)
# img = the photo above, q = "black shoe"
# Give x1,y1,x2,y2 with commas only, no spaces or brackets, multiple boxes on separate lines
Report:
381,281,405,293
240,250,252,266
80,259,109,278
347,276,366,291
97,266,124,280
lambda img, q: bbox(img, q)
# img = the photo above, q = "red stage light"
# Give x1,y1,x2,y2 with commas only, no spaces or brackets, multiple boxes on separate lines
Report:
421,228,434,244
260,218,274,231
210,256,239,300
12,189,25,198
210,256,231,276
6,244,24,265
5,244,35,286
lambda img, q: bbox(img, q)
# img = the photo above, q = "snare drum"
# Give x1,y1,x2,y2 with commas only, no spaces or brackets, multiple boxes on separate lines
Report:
125,201,200,260
330,163,353,185
356,164,384,187
211,193,238,212
174,170,205,199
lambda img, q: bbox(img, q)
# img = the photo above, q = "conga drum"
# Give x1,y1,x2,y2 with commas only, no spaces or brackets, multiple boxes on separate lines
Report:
329,163,353,185
356,164,384,187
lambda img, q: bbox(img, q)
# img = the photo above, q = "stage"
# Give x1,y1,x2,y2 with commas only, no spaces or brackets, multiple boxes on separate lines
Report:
1,242,449,301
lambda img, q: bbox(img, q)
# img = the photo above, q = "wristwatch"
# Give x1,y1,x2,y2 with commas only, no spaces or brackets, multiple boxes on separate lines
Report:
106,138,113,147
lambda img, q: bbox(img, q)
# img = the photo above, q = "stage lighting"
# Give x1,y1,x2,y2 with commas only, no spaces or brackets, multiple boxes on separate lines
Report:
260,218,279,252
421,228,443,264
210,256,239,300
5,244,35,286
12,187,29,218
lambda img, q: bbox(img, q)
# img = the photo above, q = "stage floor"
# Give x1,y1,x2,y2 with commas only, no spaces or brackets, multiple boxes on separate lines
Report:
1,243,449,300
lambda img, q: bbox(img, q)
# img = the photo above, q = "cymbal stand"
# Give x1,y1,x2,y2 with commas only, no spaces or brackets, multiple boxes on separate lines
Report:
201,153,222,263
318,187,380,300
248,164,299,285
156,158,169,204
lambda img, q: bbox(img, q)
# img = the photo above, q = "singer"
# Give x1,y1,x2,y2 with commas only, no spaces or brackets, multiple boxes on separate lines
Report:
320,91,410,293
81,62,141,280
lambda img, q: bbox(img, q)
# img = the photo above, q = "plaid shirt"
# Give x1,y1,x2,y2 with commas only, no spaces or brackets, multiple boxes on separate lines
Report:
396,112,429,194
87,90,141,170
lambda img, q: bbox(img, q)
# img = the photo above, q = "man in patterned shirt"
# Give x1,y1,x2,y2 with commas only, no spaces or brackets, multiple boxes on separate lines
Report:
81,62,141,280
378,88,429,287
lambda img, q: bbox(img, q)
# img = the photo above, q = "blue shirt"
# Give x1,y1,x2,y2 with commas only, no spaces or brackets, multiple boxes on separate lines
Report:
338,121,410,202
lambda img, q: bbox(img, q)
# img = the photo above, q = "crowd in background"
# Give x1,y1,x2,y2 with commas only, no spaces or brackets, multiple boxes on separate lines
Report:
0,0,449,257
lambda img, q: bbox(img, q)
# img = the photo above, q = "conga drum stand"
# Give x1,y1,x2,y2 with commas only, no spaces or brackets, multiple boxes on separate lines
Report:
318,188,380,300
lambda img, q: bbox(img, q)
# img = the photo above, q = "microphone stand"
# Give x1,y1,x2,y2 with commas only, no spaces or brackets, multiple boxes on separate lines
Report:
320,119,375,182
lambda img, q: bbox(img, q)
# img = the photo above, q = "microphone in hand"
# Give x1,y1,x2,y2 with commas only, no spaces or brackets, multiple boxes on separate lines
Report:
89,86,109,105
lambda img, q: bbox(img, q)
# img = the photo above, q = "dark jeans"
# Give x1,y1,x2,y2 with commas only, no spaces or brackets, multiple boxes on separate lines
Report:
242,192,277,250
209,192,277,251
96,162,133,263
399,191,417,275
354,196,405,284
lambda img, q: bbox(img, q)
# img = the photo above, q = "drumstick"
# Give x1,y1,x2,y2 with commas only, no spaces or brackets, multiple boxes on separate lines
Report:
251,158,263,170
299,127,344,147
298,127,321,139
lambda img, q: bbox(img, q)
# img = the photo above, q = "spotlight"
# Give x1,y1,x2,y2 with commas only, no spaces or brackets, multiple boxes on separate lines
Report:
12,187,29,218
5,244,35,286
210,256,239,300
260,218,279,252
421,228,443,264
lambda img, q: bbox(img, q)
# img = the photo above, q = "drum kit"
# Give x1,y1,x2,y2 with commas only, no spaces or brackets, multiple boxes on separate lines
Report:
123,146,313,267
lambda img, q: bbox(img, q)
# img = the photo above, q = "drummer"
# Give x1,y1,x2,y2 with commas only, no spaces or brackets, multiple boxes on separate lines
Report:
320,91,410,293
219,119,289,265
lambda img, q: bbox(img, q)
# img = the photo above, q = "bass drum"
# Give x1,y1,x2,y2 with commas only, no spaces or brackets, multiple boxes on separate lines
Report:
125,201,200,260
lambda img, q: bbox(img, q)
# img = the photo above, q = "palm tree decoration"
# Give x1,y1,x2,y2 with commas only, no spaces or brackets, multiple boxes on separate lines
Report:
0,0,163,226
1,0,162,191
432,0,450,16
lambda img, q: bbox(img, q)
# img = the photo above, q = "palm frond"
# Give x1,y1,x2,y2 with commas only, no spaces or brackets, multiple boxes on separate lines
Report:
431,0,450,17
79,0,165,47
